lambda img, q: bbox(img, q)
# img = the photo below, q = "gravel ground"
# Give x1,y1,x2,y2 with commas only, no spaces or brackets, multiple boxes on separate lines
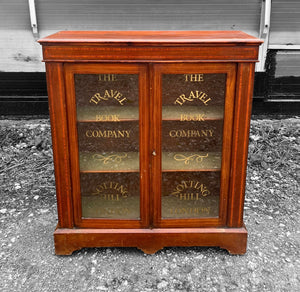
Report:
0,117,299,292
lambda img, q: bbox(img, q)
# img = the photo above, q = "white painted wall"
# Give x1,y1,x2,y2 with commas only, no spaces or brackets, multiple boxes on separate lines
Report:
275,51,300,77
269,0,300,46
0,0,261,72
2,0,299,75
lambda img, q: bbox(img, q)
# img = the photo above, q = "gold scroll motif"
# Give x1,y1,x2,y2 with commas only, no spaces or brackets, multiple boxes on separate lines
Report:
92,153,128,165
173,153,209,165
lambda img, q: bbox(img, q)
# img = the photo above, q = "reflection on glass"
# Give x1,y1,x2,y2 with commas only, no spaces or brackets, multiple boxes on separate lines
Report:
162,172,220,218
80,173,140,219
75,74,140,219
161,73,226,219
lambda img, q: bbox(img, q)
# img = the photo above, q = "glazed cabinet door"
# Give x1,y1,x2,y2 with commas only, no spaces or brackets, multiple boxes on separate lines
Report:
152,63,236,227
64,64,149,228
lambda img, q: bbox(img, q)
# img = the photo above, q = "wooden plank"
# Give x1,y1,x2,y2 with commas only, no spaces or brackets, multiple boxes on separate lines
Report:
42,46,260,62
39,31,261,44
46,63,73,228
227,63,255,227
54,226,248,255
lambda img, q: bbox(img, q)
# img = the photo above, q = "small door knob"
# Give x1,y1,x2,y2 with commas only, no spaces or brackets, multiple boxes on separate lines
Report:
152,150,157,156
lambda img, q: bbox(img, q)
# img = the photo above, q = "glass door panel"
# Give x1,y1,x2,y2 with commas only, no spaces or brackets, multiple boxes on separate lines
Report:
74,73,140,219
161,73,226,219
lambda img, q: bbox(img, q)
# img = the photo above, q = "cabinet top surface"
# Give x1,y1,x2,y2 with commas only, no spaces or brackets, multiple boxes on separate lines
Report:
39,31,262,46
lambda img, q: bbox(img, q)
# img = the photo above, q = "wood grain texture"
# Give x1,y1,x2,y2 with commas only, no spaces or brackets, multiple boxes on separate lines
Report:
42,46,259,62
39,31,262,44
45,63,73,228
39,31,261,63
64,63,150,229
227,63,255,227
54,226,247,255
152,63,236,228
40,31,261,254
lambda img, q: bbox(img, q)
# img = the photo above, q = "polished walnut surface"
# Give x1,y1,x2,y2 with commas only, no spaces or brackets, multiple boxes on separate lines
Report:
39,31,262,62
39,30,262,45
40,31,262,255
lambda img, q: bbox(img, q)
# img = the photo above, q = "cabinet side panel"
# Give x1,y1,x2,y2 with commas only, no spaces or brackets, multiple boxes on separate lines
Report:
46,63,73,228
227,63,255,227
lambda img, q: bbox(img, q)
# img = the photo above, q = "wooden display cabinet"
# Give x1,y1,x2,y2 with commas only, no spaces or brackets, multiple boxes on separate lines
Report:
39,31,262,255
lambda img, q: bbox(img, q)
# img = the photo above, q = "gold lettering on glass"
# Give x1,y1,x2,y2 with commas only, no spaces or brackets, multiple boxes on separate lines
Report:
169,129,214,138
171,180,210,198
174,91,211,106
184,74,204,82
180,114,205,122
99,207,131,216
96,115,120,122
168,207,211,216
91,181,128,199
98,74,117,81
85,130,131,138
89,90,127,105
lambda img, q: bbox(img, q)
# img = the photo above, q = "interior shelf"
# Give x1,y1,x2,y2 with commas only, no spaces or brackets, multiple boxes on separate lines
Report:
162,151,221,172
79,151,221,172
76,105,223,122
79,152,139,172
77,106,139,122
162,105,224,121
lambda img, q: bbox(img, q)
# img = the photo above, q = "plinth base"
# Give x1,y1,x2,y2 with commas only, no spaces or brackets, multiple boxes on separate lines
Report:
54,226,247,255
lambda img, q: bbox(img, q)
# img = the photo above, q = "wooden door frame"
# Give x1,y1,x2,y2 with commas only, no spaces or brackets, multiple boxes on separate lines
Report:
64,63,150,228
151,62,237,228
